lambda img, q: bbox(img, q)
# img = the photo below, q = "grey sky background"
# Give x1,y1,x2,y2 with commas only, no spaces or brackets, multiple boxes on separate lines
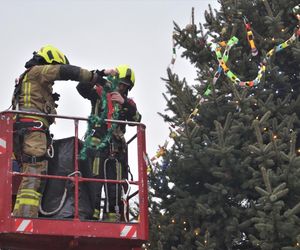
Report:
0,0,219,161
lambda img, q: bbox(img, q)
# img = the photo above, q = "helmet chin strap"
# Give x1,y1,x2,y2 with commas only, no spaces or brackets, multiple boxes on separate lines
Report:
117,83,129,96
24,54,47,69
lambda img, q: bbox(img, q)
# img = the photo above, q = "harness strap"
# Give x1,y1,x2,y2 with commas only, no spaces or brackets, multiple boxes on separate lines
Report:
12,68,31,110
22,153,46,164
20,115,50,128
15,118,46,132
107,93,114,128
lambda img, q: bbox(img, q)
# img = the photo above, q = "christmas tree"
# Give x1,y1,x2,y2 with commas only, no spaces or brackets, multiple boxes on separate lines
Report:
148,0,300,249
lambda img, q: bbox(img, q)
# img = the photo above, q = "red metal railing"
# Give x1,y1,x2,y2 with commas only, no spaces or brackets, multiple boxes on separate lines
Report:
0,110,148,250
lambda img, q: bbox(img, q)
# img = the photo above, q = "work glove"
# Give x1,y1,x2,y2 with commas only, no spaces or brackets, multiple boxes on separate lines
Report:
52,92,60,101
91,70,107,86
110,92,124,104
91,68,118,88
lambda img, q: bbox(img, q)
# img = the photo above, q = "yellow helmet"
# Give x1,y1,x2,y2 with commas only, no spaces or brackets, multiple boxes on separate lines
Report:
116,65,135,90
36,45,69,64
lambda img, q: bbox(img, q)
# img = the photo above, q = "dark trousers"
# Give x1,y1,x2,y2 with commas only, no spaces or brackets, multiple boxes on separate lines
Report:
90,154,128,220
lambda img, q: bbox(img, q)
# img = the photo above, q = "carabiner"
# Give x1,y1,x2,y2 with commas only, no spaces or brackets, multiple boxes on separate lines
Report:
33,121,43,129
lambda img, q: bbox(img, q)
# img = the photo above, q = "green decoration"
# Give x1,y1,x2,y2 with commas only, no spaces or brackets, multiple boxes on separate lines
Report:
79,76,120,160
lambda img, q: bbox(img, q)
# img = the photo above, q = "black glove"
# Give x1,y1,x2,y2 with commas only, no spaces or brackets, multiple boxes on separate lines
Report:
91,69,107,86
52,92,60,101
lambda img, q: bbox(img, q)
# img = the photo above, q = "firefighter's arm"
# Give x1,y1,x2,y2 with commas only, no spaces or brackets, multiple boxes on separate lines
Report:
37,64,106,85
123,98,142,123
76,82,95,99
59,66,107,85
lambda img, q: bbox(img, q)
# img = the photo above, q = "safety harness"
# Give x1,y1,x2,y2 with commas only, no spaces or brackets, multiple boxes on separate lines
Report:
13,117,54,163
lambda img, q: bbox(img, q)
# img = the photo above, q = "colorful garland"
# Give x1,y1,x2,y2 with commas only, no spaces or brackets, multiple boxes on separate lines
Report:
80,76,120,160
210,10,299,87
211,35,267,87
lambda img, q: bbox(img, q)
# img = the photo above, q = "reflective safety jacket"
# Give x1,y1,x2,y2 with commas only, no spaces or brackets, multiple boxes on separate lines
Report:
14,64,94,125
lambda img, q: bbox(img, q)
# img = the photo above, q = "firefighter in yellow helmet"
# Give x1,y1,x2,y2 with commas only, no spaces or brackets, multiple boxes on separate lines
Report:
12,45,114,218
76,64,141,222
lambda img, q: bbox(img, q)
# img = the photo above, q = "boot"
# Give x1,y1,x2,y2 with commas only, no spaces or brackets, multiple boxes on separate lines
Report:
102,212,120,222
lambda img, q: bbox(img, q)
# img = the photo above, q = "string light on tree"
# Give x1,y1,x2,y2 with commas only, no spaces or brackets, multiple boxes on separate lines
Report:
194,227,201,236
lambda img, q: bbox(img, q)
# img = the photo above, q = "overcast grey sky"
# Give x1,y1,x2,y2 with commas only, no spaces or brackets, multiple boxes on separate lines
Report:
0,0,219,160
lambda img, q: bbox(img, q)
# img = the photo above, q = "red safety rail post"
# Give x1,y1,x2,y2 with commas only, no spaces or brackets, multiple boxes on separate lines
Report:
74,119,79,220
0,112,14,231
137,123,148,240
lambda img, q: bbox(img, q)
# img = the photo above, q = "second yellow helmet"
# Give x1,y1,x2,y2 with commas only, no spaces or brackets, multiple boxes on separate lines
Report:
116,65,135,90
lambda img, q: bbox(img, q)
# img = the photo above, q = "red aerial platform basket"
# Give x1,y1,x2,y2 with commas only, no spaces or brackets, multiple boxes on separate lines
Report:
0,111,148,250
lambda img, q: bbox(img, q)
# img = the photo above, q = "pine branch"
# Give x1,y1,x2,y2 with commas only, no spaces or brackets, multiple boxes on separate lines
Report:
262,0,274,18
261,166,272,193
